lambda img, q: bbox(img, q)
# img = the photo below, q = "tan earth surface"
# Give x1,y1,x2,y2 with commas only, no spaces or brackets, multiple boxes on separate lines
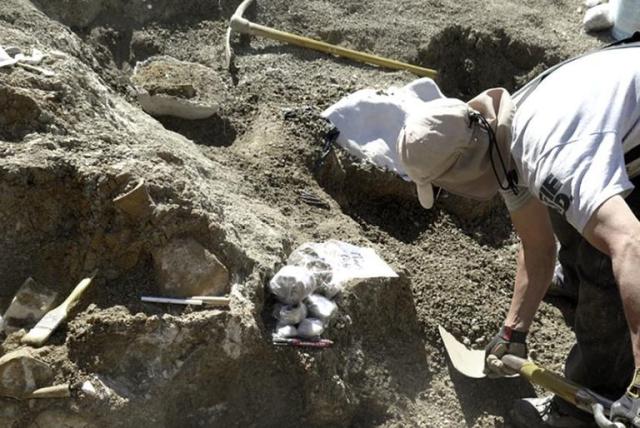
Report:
0,0,613,426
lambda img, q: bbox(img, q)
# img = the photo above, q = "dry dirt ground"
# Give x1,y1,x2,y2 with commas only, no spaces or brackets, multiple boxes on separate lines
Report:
0,0,613,426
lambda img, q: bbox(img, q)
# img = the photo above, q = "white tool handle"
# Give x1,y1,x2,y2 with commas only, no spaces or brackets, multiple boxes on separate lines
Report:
62,276,93,309
141,296,204,305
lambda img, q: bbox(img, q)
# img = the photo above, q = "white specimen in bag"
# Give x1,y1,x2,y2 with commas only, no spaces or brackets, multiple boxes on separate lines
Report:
288,245,340,297
289,240,398,295
272,302,307,325
297,318,325,338
309,264,340,298
583,3,613,31
274,323,298,338
321,78,446,178
268,265,316,304
270,241,397,339
305,294,338,323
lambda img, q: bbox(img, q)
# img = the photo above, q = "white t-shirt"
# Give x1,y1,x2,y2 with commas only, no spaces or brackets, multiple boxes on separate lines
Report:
501,47,640,232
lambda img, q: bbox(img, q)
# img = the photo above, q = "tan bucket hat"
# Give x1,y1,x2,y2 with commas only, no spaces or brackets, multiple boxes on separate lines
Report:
397,88,516,208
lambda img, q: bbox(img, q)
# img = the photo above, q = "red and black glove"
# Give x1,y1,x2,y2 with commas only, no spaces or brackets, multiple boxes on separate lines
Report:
484,326,528,378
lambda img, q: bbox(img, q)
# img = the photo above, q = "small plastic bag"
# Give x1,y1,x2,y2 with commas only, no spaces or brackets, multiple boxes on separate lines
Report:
274,323,298,338
288,244,341,298
268,265,316,304
315,278,342,299
272,302,307,325
307,260,341,298
298,318,325,338
287,243,321,266
305,294,337,324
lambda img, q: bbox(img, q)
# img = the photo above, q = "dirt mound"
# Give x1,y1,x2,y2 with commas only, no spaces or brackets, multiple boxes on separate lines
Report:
0,0,604,426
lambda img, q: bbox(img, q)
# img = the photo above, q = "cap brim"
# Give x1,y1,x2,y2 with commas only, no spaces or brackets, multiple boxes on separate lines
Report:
416,183,434,209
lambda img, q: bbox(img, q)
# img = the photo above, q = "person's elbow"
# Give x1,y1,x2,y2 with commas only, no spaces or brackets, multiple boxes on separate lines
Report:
609,232,640,267
517,226,556,282
584,195,640,261
518,238,556,270
519,223,557,263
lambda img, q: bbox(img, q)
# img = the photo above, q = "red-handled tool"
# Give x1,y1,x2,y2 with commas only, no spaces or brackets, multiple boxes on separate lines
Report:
273,338,334,348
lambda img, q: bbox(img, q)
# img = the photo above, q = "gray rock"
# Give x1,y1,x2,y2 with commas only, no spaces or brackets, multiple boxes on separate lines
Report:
132,56,226,120
32,0,103,28
2,277,58,334
33,0,225,28
30,410,90,428
0,400,20,428
0,349,54,399
153,238,230,297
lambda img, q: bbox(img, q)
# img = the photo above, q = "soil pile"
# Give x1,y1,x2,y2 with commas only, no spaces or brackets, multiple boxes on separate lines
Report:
0,0,606,426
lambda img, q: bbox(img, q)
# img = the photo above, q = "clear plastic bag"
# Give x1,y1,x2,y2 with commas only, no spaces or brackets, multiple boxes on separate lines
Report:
286,243,321,266
287,244,340,298
305,294,337,324
272,303,307,325
268,265,316,304
297,318,325,338
274,323,298,338
286,241,397,298
271,241,397,339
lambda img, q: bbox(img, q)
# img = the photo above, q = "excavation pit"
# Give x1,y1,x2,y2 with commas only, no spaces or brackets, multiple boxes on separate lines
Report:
0,0,597,426
419,26,559,99
156,114,237,147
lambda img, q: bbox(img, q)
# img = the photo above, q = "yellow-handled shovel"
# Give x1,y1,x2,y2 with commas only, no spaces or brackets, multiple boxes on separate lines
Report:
438,325,625,427
225,0,437,78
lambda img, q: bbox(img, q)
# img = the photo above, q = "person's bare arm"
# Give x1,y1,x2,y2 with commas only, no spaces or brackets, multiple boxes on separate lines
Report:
484,197,556,376
506,197,557,332
583,195,640,366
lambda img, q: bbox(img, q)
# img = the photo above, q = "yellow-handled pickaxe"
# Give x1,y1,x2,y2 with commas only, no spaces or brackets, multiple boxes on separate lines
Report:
225,0,437,79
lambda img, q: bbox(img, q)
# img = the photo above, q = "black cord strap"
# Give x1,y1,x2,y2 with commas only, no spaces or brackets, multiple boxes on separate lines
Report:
314,123,340,172
469,111,519,196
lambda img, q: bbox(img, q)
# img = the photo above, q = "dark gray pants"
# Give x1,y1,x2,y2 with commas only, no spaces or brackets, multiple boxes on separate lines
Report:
548,189,640,413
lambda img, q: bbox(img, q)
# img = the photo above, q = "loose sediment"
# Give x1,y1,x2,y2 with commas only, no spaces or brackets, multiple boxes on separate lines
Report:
0,0,602,426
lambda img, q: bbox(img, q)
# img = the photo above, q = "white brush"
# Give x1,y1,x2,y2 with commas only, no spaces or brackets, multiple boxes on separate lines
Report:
141,296,204,306
21,274,95,347
141,296,231,307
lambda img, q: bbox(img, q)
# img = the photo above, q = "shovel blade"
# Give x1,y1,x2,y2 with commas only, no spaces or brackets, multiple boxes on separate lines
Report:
438,325,487,378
